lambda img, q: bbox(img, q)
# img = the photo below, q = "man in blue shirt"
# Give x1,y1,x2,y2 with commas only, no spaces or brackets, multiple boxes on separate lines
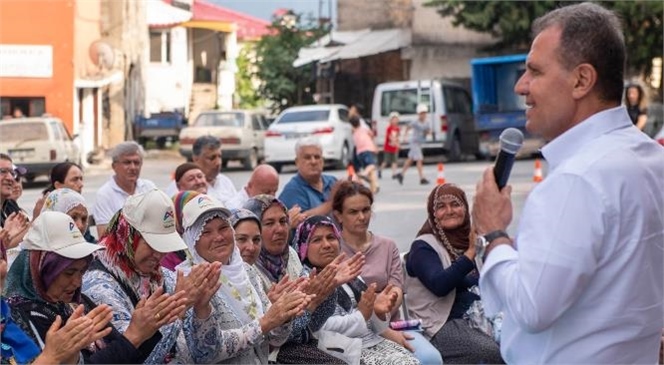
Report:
279,138,337,225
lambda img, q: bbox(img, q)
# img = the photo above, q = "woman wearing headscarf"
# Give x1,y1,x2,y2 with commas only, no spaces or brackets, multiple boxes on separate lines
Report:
161,190,201,271
243,194,365,364
404,184,503,364
41,188,96,243
176,194,311,364
229,209,262,265
294,215,421,365
5,211,167,364
82,189,220,364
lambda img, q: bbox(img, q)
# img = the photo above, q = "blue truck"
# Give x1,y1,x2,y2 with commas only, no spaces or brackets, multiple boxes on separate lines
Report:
470,54,544,157
133,111,186,149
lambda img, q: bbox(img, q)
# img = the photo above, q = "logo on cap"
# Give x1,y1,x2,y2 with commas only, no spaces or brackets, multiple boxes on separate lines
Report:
197,195,214,208
69,221,75,231
163,210,174,221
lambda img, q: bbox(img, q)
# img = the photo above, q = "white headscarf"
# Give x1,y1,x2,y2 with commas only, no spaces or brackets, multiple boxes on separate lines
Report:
176,209,264,323
42,188,87,214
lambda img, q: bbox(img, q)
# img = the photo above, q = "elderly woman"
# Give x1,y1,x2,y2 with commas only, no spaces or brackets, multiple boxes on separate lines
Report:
32,162,84,220
243,194,365,364
332,180,443,365
161,190,201,271
229,208,263,265
5,211,172,364
176,194,311,364
405,184,503,364
42,188,96,243
82,189,220,364
295,215,421,365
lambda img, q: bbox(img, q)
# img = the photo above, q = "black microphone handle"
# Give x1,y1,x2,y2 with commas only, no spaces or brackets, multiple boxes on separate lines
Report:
493,151,516,190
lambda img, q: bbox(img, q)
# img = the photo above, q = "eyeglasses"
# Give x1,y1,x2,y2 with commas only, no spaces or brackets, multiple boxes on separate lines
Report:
0,168,17,179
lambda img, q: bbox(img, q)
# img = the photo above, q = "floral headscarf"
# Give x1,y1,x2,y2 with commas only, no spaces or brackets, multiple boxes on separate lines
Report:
293,215,342,266
416,183,471,260
229,208,262,230
97,210,162,299
42,188,87,214
243,194,290,282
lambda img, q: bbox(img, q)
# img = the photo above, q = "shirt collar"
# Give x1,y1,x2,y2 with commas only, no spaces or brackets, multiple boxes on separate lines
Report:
541,106,632,171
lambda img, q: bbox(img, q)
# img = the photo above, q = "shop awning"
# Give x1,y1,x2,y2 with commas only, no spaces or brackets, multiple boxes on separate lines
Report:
75,71,123,88
181,20,235,33
293,28,411,67
147,0,192,28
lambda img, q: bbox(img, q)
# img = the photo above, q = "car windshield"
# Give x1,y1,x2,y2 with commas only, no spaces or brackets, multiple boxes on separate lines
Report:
278,110,330,123
0,122,49,143
195,112,244,127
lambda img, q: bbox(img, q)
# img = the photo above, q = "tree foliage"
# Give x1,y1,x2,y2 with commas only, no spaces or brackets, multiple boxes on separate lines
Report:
425,0,663,77
235,44,261,109
253,11,328,113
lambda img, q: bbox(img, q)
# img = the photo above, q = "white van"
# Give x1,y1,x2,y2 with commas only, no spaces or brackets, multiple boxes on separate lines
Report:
371,79,481,161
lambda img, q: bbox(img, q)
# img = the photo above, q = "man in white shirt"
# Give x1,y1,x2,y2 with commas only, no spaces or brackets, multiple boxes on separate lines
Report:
472,3,664,364
190,135,236,204
225,164,279,210
92,141,156,236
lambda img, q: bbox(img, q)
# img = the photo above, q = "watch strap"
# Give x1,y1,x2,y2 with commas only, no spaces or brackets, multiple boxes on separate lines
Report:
483,230,510,244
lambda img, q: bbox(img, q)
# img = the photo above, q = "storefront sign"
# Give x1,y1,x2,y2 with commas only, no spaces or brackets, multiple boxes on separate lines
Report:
0,45,53,78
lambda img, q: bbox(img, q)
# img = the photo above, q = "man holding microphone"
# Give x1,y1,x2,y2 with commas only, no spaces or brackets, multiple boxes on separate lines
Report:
472,2,664,364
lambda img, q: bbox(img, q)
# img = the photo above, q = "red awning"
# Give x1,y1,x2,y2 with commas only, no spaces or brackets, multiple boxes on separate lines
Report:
191,0,272,40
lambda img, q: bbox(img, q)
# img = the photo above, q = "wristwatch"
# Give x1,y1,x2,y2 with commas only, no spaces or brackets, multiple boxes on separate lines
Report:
476,230,510,262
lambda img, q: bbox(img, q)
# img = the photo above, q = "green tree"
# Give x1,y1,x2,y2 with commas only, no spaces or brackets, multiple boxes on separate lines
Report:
254,11,328,113
425,0,663,78
236,44,260,109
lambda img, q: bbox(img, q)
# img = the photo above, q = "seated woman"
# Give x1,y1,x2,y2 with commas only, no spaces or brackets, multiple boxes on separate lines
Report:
161,190,201,271
243,194,365,364
177,194,311,364
229,208,262,265
332,180,443,365
82,189,220,364
294,215,420,365
5,212,171,364
405,184,503,364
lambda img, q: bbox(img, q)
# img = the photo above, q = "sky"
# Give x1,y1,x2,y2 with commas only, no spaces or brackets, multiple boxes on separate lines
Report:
210,0,336,24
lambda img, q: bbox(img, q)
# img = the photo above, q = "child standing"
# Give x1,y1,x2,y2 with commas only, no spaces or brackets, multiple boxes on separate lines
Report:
395,103,430,185
380,111,401,179
349,115,379,193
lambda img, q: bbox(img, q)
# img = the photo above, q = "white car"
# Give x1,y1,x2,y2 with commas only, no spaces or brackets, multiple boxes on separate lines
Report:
264,104,354,173
0,117,80,182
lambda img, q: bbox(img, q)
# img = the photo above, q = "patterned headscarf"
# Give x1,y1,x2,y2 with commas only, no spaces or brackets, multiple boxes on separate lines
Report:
416,183,471,260
42,188,87,214
243,194,290,282
229,208,262,230
172,190,201,235
293,215,342,266
97,210,162,299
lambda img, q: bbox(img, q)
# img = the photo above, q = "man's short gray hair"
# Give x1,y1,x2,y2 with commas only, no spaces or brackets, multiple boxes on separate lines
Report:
111,141,145,162
532,2,625,103
295,137,323,156
193,135,221,157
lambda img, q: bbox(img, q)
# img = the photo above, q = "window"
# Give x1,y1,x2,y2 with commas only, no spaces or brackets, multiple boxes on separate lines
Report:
380,88,431,116
194,112,244,127
277,110,330,124
444,88,472,114
251,115,264,130
149,31,171,63
50,121,63,141
338,108,349,122
0,97,46,117
0,122,49,143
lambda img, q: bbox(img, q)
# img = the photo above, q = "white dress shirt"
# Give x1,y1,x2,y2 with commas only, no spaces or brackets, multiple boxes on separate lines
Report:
207,173,237,205
225,187,250,210
480,106,664,364
92,176,156,225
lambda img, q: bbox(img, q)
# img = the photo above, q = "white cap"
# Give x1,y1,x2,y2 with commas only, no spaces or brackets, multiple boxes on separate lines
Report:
182,194,231,230
389,111,400,119
23,211,103,259
123,189,187,253
416,103,428,114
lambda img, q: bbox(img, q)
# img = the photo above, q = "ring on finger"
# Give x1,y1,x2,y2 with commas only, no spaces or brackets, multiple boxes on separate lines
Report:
155,312,161,320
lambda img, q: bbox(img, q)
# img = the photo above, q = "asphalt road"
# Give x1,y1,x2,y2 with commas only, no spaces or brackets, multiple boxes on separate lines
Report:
18,152,546,253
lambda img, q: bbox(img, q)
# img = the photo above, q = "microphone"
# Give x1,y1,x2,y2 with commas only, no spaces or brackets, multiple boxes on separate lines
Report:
493,128,524,190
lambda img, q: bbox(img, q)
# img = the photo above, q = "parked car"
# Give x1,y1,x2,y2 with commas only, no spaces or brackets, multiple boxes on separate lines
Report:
134,110,185,149
264,104,353,173
179,110,269,170
0,117,80,182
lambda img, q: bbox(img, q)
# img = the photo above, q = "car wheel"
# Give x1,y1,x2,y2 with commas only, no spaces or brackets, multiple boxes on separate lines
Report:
335,142,350,170
448,133,462,162
269,163,282,174
243,149,258,170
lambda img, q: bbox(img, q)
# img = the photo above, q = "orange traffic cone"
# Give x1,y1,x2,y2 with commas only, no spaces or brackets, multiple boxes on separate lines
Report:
347,164,356,181
533,159,543,183
436,162,446,185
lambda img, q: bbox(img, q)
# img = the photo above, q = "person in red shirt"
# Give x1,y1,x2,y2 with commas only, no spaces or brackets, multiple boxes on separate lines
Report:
380,112,401,179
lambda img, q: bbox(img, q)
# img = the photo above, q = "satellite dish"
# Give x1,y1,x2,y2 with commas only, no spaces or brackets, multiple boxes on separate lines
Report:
89,41,115,70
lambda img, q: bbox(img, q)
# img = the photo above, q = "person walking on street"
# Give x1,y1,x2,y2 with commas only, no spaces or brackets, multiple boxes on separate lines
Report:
394,104,431,185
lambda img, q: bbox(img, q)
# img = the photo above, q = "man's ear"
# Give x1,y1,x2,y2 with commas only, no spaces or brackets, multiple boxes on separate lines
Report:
571,63,597,100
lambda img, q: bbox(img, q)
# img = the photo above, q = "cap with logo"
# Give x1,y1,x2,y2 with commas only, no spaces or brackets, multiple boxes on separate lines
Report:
123,189,187,253
23,211,103,259
182,194,231,230
416,103,429,114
